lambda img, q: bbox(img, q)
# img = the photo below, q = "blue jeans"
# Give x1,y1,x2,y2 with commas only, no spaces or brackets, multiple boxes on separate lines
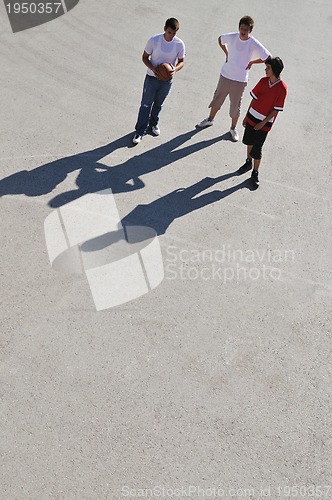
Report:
135,75,173,136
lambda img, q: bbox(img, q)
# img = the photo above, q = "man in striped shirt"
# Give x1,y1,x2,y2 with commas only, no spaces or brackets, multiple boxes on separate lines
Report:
238,57,287,186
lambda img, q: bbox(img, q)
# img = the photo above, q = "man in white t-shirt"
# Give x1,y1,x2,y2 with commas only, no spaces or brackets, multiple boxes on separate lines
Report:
133,18,185,145
196,16,270,142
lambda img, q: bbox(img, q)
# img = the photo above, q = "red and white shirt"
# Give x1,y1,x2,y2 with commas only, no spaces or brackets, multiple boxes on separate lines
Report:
246,76,287,132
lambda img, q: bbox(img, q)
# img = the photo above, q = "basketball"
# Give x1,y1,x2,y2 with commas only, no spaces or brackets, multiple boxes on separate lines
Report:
156,63,173,81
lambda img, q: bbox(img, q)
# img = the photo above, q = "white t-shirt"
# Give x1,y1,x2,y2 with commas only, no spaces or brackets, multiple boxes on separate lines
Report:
144,33,185,77
220,32,270,83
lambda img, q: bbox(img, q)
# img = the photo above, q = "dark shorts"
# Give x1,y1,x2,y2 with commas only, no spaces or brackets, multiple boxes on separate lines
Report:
242,123,268,160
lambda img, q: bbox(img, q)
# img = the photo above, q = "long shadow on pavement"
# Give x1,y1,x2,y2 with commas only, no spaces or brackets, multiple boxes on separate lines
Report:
121,173,252,236
80,173,254,257
0,130,232,208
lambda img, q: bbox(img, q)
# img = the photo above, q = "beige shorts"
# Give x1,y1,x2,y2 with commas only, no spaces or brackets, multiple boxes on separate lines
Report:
209,75,247,119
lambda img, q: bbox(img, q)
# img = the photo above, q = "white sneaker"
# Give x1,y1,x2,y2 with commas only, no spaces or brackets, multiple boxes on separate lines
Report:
229,128,239,141
151,125,160,136
132,134,142,144
196,117,214,128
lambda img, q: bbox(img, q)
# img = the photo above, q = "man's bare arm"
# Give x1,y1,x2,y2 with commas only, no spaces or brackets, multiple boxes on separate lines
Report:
246,56,270,70
254,109,279,130
218,36,228,61
142,51,159,77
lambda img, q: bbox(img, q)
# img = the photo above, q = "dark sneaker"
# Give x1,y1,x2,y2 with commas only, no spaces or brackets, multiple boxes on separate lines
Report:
251,169,260,186
238,158,252,174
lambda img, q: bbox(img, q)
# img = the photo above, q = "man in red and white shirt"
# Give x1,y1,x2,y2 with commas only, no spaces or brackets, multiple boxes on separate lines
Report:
238,57,287,186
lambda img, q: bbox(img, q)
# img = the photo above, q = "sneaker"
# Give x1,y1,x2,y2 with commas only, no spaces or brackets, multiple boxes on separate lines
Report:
132,134,142,144
151,125,160,136
238,158,252,174
251,169,260,186
196,117,214,128
229,128,239,141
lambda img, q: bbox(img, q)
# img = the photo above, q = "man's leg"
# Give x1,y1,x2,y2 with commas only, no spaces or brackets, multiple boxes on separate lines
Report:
253,158,261,171
238,124,254,174
197,75,229,127
250,132,267,186
149,79,172,132
207,106,219,121
238,145,253,174
247,144,261,169
229,81,246,141
231,117,239,128
251,159,261,186
135,76,158,138
238,145,261,183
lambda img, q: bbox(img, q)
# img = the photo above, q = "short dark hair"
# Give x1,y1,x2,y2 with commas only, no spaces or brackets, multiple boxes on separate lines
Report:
266,56,284,78
165,18,179,31
239,16,254,31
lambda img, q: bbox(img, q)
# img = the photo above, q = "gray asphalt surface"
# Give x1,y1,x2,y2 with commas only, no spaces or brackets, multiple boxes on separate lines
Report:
1,1,331,498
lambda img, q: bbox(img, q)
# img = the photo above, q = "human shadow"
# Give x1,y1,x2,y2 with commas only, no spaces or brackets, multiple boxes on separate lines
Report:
80,172,254,257
0,130,231,208
0,133,134,198
121,172,249,236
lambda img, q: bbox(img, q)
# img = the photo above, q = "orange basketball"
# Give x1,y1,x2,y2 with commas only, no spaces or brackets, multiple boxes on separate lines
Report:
156,63,173,81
